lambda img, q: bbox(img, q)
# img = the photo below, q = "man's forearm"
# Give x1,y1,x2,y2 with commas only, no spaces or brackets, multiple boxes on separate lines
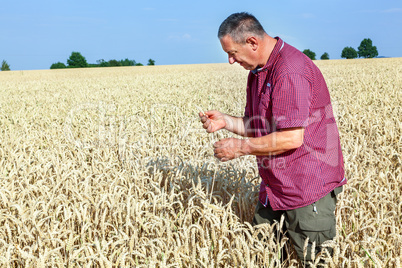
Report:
241,128,304,156
222,114,253,137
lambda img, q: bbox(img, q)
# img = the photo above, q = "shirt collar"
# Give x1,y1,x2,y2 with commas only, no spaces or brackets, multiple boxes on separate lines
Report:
252,37,284,74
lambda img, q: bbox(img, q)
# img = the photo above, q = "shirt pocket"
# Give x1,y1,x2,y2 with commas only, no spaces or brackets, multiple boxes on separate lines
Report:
258,91,272,113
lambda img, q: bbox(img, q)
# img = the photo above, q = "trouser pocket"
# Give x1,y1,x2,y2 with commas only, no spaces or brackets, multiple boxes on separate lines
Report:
288,216,336,263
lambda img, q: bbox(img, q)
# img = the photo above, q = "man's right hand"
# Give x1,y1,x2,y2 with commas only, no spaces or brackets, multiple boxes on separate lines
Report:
199,110,227,133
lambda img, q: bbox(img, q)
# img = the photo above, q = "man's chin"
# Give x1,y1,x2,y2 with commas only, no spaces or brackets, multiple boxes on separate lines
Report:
242,65,254,71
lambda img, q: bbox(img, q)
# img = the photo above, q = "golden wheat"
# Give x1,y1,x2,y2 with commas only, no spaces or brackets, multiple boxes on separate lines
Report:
0,59,400,267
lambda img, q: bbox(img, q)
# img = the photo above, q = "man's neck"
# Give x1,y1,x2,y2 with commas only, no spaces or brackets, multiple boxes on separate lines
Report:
258,34,278,68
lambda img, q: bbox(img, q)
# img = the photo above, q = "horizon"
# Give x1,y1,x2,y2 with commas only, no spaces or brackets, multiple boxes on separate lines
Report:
2,57,401,73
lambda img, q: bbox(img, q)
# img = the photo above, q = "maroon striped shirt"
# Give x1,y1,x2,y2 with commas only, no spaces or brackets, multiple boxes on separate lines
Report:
245,37,346,211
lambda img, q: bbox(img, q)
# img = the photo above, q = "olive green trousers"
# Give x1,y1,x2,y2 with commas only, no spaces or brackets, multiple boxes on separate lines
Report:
253,186,343,266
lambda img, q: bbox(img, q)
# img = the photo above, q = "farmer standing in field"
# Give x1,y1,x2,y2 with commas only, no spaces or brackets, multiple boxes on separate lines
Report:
200,12,346,266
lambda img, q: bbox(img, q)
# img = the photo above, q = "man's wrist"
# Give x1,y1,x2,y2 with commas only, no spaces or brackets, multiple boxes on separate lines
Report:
222,113,230,130
240,138,252,156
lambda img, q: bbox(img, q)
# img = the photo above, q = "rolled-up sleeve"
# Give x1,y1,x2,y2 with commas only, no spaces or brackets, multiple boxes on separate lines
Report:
272,74,312,129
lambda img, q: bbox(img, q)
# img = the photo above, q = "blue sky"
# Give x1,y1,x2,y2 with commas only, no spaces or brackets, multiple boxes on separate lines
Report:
1,0,401,70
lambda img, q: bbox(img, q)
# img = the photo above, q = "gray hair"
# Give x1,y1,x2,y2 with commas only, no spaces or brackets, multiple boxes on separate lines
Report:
218,12,266,44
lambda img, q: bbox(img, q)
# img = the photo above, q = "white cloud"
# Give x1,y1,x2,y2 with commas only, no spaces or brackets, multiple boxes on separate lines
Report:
359,8,402,14
168,34,192,41
158,18,179,22
301,13,315,19
382,8,402,13
268,32,297,41
182,34,191,40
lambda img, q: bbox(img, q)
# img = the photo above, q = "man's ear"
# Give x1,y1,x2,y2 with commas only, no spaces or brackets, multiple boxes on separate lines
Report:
246,36,258,51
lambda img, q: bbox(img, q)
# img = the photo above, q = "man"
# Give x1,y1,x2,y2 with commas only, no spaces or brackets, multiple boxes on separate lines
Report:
200,12,346,265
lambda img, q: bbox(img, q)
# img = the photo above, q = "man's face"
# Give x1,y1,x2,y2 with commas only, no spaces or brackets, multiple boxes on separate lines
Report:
220,35,257,70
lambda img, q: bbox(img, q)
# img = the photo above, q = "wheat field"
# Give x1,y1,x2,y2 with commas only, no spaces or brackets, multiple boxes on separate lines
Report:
0,58,401,267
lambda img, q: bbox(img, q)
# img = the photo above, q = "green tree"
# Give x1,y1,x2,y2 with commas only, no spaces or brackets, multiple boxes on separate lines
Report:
302,49,316,60
67,52,88,68
108,59,122,67
1,60,10,71
50,62,67,69
120,58,136,66
358,38,378,58
147,59,155,66
97,59,110,67
341,47,358,59
320,52,330,60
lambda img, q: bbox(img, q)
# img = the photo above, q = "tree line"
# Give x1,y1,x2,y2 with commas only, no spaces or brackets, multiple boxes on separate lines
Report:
50,52,155,69
0,38,381,71
302,38,379,60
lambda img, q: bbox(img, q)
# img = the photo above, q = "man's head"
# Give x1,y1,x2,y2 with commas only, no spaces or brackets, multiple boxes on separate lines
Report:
218,12,269,70
218,12,266,44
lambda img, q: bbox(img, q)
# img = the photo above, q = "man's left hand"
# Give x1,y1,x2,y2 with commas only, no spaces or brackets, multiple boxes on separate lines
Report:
213,138,247,162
